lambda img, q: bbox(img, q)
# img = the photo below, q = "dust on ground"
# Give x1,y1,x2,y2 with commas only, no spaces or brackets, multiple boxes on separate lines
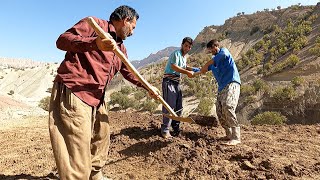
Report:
1,112,320,180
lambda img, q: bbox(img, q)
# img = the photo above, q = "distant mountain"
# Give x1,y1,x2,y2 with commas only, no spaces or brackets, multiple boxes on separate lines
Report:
131,46,179,69
0,57,47,69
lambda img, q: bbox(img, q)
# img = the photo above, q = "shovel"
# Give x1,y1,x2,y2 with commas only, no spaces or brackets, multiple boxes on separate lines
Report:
86,17,194,124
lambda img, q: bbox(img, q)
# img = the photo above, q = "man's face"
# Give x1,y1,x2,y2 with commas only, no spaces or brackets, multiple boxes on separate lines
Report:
119,17,137,40
181,42,192,55
207,45,219,55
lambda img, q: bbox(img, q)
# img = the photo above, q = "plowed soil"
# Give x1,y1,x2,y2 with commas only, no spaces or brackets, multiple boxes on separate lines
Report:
1,112,320,180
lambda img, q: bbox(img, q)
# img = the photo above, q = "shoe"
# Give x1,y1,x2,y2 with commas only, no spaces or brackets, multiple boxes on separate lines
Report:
171,130,181,137
222,127,241,146
222,139,241,146
219,128,232,141
161,132,172,139
101,176,112,180
219,136,231,141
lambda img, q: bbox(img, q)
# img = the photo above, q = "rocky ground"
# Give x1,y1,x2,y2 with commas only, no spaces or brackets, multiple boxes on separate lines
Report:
0,111,320,180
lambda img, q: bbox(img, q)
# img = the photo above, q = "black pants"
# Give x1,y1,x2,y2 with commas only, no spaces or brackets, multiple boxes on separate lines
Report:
161,78,182,133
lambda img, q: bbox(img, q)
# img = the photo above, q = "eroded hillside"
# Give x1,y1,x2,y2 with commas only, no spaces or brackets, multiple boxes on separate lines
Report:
0,58,58,119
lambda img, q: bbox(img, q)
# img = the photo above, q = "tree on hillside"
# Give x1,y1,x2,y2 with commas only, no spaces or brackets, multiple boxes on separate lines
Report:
38,96,51,111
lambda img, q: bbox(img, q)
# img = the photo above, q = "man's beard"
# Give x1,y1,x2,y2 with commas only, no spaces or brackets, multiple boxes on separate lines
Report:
121,25,132,40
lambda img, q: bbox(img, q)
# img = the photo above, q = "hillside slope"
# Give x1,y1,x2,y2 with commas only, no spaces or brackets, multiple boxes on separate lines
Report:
0,58,58,119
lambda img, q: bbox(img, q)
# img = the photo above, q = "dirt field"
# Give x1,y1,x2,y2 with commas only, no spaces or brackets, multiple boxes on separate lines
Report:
1,112,320,180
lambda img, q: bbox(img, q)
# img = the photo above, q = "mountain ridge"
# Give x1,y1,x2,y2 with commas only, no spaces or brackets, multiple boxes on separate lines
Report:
131,46,179,69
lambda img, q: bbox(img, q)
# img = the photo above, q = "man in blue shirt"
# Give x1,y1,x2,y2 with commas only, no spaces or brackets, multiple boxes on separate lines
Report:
161,37,200,138
200,39,241,146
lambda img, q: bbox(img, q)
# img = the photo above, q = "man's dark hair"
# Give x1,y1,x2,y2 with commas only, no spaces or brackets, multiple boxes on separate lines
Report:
109,5,139,22
182,37,193,45
207,39,219,48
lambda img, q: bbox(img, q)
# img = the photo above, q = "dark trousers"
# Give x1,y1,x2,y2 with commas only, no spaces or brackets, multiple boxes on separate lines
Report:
161,78,182,133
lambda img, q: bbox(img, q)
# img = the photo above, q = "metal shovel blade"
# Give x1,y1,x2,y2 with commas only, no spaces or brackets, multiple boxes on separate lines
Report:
162,113,195,123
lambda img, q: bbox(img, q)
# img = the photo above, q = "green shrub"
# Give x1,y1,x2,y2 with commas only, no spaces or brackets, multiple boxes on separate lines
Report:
291,76,304,87
241,85,256,96
244,95,256,104
251,111,287,125
257,68,263,75
254,40,264,50
316,36,320,44
109,92,122,106
292,36,307,52
120,86,133,95
264,62,272,71
183,75,215,98
197,98,213,116
253,79,268,92
269,55,300,75
119,96,135,111
257,62,272,75
134,91,145,101
38,96,51,111
183,78,197,96
109,91,135,111
272,86,297,102
244,48,263,67
238,54,250,70
260,62,272,75
309,44,320,56
140,99,159,113
286,55,300,68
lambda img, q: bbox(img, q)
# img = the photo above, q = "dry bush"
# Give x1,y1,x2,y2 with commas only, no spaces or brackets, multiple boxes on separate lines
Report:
272,86,297,102
140,98,159,113
251,111,287,125
291,76,305,87
38,96,51,111
196,98,214,116
8,90,14,95
240,85,256,96
134,91,145,101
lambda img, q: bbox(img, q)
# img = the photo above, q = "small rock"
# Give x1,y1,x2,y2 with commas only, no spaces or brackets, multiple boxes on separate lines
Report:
242,160,256,170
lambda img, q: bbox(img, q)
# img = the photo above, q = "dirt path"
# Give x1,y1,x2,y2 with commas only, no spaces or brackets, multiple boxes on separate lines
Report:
1,112,320,179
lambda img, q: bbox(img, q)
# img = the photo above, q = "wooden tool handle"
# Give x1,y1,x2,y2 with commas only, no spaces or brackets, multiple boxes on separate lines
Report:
86,17,178,117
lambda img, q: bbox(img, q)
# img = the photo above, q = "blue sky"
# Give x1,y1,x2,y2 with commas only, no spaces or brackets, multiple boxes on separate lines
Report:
0,0,318,62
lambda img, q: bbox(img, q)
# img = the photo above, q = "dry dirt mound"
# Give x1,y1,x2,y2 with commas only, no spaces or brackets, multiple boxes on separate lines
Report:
1,112,320,179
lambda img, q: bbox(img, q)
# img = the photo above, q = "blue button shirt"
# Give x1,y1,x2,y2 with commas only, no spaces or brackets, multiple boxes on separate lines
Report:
208,48,241,92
